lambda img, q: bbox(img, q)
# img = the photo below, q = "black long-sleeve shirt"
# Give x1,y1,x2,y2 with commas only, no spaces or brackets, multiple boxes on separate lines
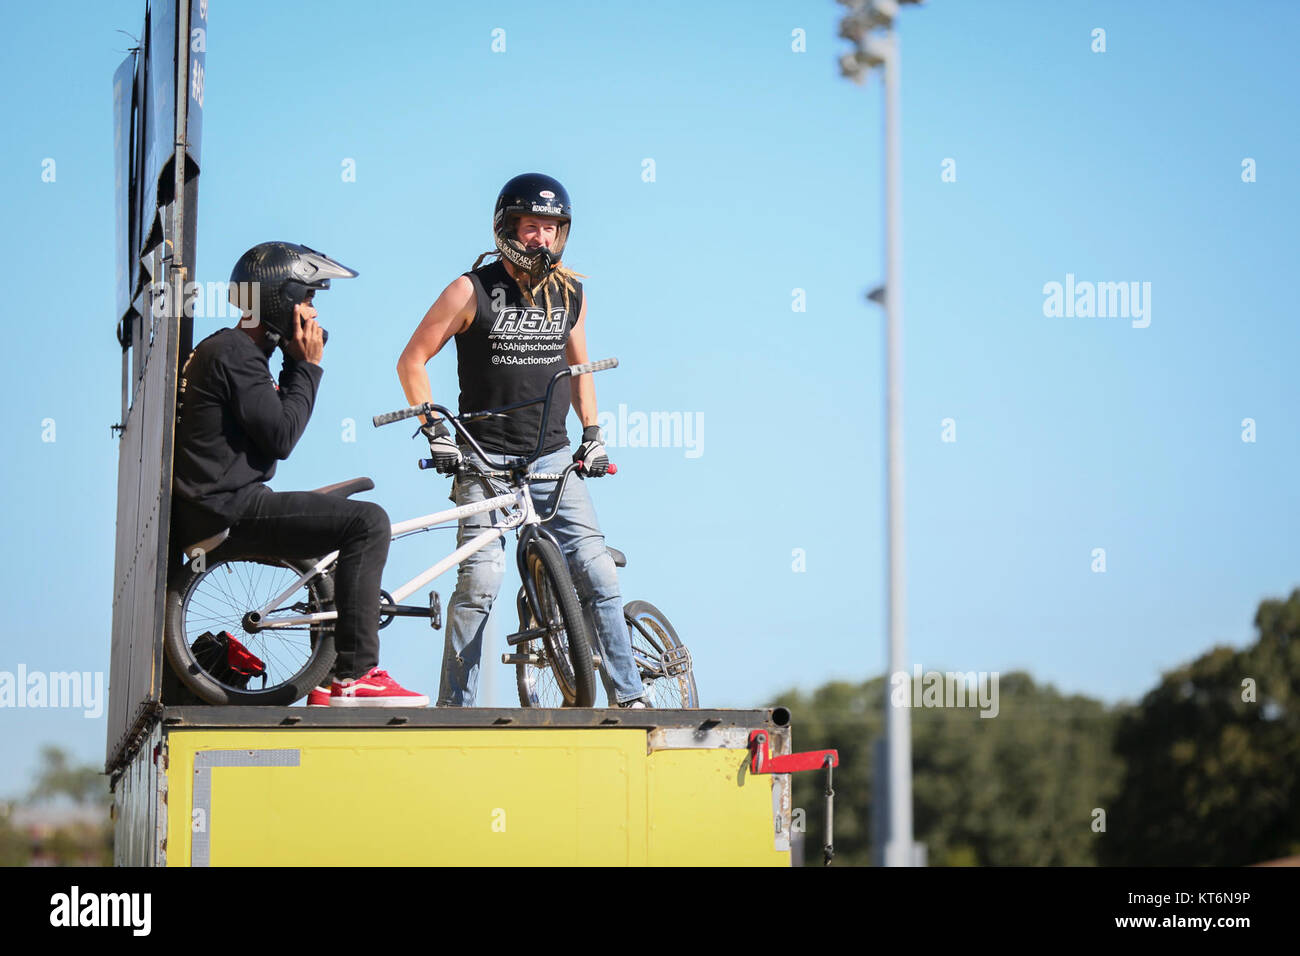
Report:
172,327,323,522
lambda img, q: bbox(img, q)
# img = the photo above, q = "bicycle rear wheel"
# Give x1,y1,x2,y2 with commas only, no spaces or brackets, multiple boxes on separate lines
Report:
624,600,698,709
164,555,336,705
517,537,596,707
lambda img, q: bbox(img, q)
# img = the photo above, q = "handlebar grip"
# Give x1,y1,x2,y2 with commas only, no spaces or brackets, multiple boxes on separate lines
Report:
568,357,618,377
372,405,426,428
418,458,463,475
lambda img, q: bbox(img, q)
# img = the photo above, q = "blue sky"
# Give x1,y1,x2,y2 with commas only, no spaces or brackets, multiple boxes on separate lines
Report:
0,0,1297,794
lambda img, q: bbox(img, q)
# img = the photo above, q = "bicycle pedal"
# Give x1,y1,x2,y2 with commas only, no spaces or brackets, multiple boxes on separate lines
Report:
502,653,541,666
429,590,441,630
506,625,549,646
662,645,692,677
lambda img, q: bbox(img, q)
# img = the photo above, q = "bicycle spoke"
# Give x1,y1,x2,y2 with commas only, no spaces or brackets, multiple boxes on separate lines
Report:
180,558,328,696
624,607,696,709
517,602,568,708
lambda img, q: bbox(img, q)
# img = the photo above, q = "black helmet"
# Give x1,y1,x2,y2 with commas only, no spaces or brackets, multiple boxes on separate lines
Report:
492,173,572,287
227,241,357,344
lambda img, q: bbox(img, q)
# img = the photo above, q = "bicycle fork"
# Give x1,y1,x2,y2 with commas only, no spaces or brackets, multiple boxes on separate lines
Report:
501,485,563,663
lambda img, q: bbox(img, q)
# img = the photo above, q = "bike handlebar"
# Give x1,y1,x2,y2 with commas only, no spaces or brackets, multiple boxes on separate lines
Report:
417,459,618,478
567,357,618,377
421,459,595,522
372,405,429,427
372,357,619,474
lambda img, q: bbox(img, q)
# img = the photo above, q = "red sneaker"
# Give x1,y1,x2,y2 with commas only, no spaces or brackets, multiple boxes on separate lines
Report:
306,686,331,707
329,667,429,708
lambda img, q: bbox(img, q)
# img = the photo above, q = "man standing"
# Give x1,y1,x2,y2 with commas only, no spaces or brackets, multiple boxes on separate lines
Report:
396,174,647,708
172,241,427,707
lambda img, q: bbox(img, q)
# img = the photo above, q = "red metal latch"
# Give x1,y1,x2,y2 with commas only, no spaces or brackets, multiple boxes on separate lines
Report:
748,730,838,774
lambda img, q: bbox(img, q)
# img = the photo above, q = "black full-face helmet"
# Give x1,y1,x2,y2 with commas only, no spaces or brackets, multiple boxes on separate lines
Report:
492,173,572,287
227,241,357,345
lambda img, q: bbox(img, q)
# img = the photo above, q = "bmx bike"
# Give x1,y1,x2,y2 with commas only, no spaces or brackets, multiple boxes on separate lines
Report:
163,358,698,709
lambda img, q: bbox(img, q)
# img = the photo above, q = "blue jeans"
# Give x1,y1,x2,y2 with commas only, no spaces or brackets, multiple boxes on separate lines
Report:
437,448,643,706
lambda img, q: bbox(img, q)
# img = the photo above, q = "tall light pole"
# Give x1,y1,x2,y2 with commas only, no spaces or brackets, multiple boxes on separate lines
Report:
838,0,923,868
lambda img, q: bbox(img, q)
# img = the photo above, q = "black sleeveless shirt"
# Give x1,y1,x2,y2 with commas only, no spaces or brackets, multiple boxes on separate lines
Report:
455,260,582,456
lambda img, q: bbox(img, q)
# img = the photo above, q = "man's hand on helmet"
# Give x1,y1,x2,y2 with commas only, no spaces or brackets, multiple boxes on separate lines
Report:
421,418,463,475
283,306,324,365
574,426,609,477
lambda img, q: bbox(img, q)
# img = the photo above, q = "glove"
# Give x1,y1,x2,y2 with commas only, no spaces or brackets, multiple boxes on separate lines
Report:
574,425,609,477
420,419,463,475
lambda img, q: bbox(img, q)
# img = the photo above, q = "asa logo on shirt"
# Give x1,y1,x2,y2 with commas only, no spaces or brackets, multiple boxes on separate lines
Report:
490,307,567,336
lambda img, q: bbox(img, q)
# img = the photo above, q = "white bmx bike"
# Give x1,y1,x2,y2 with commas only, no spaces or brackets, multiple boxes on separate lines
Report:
164,358,698,710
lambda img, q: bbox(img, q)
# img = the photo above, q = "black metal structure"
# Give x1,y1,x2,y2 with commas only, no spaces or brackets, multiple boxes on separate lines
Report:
107,0,206,772
157,706,788,732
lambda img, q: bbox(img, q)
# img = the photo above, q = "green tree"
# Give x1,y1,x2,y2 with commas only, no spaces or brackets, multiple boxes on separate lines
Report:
0,803,28,867
1101,590,1300,865
2,746,114,866
774,671,1124,865
28,745,111,807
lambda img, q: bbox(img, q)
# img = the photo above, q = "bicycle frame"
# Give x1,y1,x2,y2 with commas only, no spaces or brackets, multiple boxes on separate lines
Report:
249,484,532,630
246,359,617,631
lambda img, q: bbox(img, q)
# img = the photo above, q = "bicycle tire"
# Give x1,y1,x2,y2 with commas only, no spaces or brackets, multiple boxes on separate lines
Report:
164,555,336,706
624,600,699,709
515,587,593,709
521,537,596,707
514,588,558,708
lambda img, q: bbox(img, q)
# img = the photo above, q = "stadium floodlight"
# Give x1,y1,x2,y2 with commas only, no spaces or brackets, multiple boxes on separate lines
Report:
866,0,900,29
837,53,861,83
837,0,926,870
838,12,868,45
838,2,897,42
839,36,891,79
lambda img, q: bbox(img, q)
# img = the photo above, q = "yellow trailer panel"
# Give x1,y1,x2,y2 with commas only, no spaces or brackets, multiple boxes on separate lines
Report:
113,707,797,866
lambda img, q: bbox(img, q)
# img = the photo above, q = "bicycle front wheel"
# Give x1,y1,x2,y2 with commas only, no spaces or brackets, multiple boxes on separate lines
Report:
624,600,698,709
514,587,569,709
519,537,596,707
164,556,336,706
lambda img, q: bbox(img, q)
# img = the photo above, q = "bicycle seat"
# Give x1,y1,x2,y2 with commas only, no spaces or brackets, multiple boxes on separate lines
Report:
183,528,229,559
607,547,627,568
310,477,375,499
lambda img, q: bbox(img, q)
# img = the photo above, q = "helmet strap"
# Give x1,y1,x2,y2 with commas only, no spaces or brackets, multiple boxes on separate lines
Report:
494,233,560,294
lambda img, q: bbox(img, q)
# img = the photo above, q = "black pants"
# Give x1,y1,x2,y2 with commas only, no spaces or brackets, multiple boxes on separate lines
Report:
207,488,390,681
